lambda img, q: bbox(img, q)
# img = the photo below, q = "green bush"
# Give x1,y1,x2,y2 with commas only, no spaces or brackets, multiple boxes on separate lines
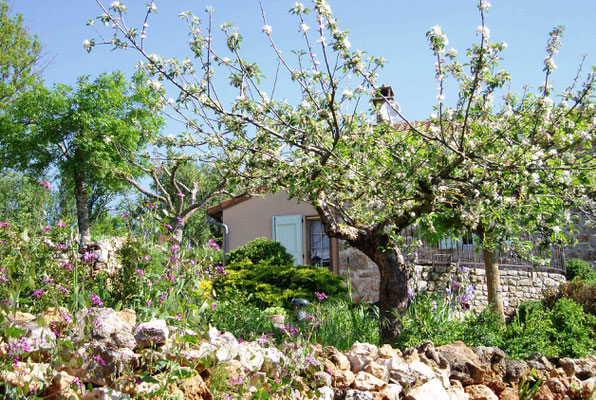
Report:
549,298,596,358
502,302,559,359
207,295,276,342
213,260,347,308
227,237,294,266
461,308,504,348
543,279,596,317
566,258,596,283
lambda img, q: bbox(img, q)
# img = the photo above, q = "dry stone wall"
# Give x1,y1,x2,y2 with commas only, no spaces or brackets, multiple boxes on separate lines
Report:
338,246,566,315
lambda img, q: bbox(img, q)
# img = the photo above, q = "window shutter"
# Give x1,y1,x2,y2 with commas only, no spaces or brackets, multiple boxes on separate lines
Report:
272,214,303,266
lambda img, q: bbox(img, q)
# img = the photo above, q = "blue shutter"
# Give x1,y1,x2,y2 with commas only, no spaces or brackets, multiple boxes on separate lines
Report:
273,214,302,266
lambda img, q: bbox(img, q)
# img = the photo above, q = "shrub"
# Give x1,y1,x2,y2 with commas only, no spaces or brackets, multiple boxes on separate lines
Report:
207,295,276,342
502,302,560,359
549,298,596,358
543,279,596,317
566,258,596,283
213,260,347,308
227,237,294,266
461,308,504,348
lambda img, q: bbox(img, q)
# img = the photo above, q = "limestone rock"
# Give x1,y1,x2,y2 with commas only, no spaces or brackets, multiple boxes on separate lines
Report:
116,309,136,328
409,360,436,384
575,357,596,380
353,371,386,391
75,343,139,386
73,308,136,350
439,341,487,386
464,384,498,400
498,387,519,400
381,383,403,400
39,371,79,400
0,362,51,393
333,368,356,389
503,359,529,386
82,387,131,400
11,321,57,360
237,343,264,372
313,371,333,388
345,389,374,400
405,378,450,400
167,374,212,400
364,360,389,382
324,346,351,371
446,380,469,400
134,319,168,347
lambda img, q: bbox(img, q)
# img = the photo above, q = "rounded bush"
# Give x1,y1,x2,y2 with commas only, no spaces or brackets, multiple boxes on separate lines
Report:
566,258,596,283
227,237,294,266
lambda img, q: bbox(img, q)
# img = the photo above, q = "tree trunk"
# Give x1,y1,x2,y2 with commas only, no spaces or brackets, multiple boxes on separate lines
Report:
482,246,505,319
73,148,91,247
350,235,410,344
172,217,185,243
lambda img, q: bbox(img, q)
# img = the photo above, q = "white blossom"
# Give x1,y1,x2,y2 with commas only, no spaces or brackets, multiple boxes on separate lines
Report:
544,57,557,70
293,2,305,14
83,40,92,51
300,23,310,33
437,94,445,102
262,25,272,35
342,38,351,49
476,25,490,39
146,79,162,90
479,1,491,10
342,89,353,97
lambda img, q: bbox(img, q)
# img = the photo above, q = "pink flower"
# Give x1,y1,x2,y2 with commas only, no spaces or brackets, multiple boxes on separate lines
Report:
56,243,67,250
177,192,184,198
89,293,103,307
93,356,106,366
164,223,173,230
135,269,145,276
42,226,52,233
57,220,66,228
39,181,51,190
32,289,46,297
58,286,69,294
121,213,131,218
208,239,220,251
315,292,327,301
0,222,11,228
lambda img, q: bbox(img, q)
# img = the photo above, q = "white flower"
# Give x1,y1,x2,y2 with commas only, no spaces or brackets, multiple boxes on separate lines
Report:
167,98,175,105
301,99,310,108
149,3,157,12
260,91,270,103
476,26,490,39
293,2,305,14
148,53,159,63
83,40,92,51
342,38,351,49
447,48,458,58
111,1,120,7
431,25,442,36
104,136,112,144
300,23,310,33
437,94,445,102
479,1,491,10
146,79,162,90
544,57,557,70
262,25,272,35
342,89,352,97
501,41,508,49
317,36,327,45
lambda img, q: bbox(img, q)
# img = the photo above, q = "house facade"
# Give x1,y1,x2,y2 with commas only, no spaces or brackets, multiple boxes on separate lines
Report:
208,191,572,314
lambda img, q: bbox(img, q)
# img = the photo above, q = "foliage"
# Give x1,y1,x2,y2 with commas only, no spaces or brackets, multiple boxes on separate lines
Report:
92,0,596,341
460,307,504,348
0,172,57,228
549,298,596,358
543,278,596,317
0,0,42,109
566,258,596,284
214,260,347,308
1,71,163,243
305,299,380,350
227,237,295,266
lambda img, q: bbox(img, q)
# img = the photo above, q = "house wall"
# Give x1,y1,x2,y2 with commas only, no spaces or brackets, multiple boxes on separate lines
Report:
222,191,317,265
337,245,566,315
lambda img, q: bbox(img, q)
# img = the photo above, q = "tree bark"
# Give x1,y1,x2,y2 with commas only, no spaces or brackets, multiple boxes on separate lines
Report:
172,217,185,243
73,148,91,247
350,234,410,344
482,246,504,319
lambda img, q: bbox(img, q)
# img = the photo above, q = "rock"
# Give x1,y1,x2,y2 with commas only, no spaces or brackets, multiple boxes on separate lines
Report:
73,308,137,350
314,371,333,388
0,362,51,393
503,359,529,386
558,358,575,377
134,319,168,347
575,357,596,380
473,347,505,381
446,380,469,400
82,388,131,400
237,343,264,372
39,371,79,400
525,353,554,375
324,346,351,371
13,311,36,324
415,341,449,369
333,368,356,389
116,309,136,328
41,306,72,336
379,344,402,359
405,378,450,400
439,341,487,386
364,360,389,382
498,387,519,400
381,383,403,400
582,377,596,398
345,389,374,400
388,363,416,388
464,384,498,400
75,343,139,386
353,371,386,391
409,360,436,384
317,386,334,400
167,373,212,400
348,342,379,372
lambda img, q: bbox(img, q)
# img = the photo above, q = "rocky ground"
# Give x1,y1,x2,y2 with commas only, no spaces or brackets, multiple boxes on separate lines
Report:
1,307,595,399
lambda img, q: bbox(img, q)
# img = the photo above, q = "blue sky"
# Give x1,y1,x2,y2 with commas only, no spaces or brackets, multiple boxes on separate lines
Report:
12,0,596,122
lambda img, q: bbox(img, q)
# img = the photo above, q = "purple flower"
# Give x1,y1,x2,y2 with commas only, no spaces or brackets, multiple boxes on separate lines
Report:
42,226,52,233
56,243,67,250
211,303,218,309
135,269,145,276
230,375,243,385
170,243,180,252
43,277,54,284
93,356,106,366
315,291,327,301
281,325,299,336
458,265,467,273
164,223,173,230
208,238,220,251
451,280,460,288
177,192,184,198
306,356,316,365
58,286,69,294
83,251,97,262
407,286,414,298
89,293,103,307
214,264,227,276
39,181,52,190
430,301,438,311
146,300,152,307
146,201,157,210
32,289,45,297
57,220,66,228
0,222,11,228
121,213,131,218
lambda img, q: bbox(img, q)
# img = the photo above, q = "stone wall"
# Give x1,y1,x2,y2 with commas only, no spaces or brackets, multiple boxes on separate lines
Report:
565,213,596,269
337,246,566,315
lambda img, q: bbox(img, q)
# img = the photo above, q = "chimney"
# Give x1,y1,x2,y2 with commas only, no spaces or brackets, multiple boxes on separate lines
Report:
372,85,394,108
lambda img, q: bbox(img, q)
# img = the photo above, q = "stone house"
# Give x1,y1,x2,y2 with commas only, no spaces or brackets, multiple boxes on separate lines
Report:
207,190,577,315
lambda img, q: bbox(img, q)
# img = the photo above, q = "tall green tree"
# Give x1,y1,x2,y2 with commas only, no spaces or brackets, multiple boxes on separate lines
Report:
0,0,43,108
93,0,595,340
1,71,163,245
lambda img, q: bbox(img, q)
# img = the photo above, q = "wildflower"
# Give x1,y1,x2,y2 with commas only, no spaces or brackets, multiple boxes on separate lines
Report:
144,255,150,262
430,300,438,311
230,375,243,385
208,238,220,250
479,1,491,10
146,300,152,307
170,243,180,252
121,213,130,218
135,269,145,276
262,25,272,35
83,40,92,51
458,265,467,273
57,220,67,228
211,303,218,309
176,192,184,198
281,325,299,336
158,293,167,304
300,23,310,32
315,291,327,301
89,293,103,307
57,243,67,250
58,286,69,294
42,226,52,233
39,181,52,190
83,251,97,262
93,356,106,366
451,280,460,288
304,314,317,324
164,223,173,230
72,376,82,389
62,262,73,271
43,277,54,284
214,264,227,275
32,289,45,297
407,286,414,298
0,221,10,228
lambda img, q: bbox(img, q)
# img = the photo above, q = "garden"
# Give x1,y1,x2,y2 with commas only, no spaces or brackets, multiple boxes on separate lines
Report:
0,0,595,399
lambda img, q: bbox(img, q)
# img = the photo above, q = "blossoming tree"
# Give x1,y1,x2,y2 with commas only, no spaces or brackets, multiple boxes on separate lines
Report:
90,0,594,340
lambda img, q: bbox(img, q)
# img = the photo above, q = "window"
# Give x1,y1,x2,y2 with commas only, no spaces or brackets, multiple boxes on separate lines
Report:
307,218,331,270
